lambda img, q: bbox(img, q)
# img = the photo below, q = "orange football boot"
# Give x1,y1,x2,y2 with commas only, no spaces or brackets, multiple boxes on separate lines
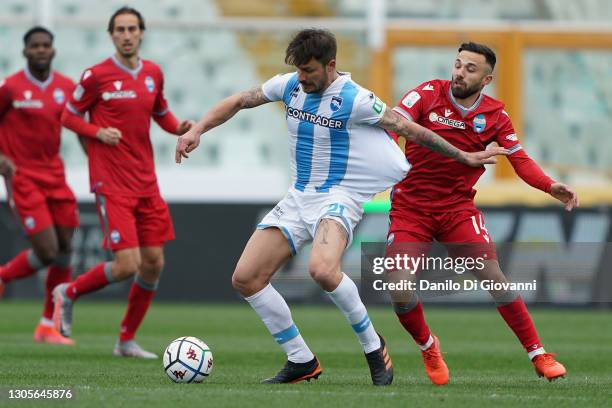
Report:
33,324,75,345
532,353,566,381
421,335,449,385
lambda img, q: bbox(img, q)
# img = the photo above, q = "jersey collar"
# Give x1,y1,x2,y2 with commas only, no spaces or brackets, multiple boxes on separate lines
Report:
448,85,484,118
111,55,143,79
24,66,54,90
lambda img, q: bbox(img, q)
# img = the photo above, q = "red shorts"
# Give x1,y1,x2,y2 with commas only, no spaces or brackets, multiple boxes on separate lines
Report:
387,206,497,261
95,193,175,251
10,175,79,235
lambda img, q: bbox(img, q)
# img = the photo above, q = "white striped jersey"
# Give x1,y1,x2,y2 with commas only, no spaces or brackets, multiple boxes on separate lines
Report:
262,72,410,197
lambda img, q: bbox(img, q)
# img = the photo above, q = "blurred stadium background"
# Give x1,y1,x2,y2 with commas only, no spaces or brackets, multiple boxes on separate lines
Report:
0,0,611,306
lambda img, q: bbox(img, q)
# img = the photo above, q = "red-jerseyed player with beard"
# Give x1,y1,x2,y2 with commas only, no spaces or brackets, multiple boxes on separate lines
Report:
0,27,79,345
53,7,193,358
387,42,578,384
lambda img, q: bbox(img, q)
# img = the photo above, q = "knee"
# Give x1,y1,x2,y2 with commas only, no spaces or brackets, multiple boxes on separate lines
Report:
142,255,164,275
113,258,141,281
308,256,339,285
232,263,265,296
34,245,59,266
58,240,73,254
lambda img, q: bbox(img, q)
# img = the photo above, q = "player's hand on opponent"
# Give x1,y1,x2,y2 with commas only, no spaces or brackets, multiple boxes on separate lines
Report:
176,120,195,135
96,127,122,146
0,155,16,177
460,146,509,167
549,182,579,211
175,128,201,163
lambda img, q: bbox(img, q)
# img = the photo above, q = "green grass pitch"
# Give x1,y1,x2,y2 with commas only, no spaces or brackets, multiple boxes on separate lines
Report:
1,301,610,407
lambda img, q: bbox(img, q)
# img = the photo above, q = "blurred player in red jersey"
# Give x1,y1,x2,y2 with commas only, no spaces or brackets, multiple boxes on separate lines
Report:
0,27,79,345
53,7,193,358
388,42,578,384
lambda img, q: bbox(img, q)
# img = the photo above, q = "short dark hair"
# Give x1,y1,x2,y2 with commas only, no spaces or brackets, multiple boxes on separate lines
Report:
23,26,54,46
458,42,496,71
285,28,337,66
107,7,146,33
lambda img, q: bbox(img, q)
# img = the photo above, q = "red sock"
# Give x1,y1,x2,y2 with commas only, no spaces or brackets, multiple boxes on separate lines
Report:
0,250,38,283
65,263,109,300
43,266,72,320
497,297,542,352
396,302,431,345
119,282,156,342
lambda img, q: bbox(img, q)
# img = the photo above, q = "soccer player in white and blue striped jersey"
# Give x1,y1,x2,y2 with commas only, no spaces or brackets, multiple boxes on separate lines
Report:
176,29,506,385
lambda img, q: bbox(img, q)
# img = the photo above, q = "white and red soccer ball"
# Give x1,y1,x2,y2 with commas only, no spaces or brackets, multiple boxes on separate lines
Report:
163,336,213,383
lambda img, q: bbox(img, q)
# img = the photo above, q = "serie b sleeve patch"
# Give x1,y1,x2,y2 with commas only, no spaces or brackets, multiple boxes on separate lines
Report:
401,91,421,108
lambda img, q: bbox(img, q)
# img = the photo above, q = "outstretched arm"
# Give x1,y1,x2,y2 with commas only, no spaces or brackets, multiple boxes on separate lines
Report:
175,86,269,163
377,109,508,167
507,149,579,211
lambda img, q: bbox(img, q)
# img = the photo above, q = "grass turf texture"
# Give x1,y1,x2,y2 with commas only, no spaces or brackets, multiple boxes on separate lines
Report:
1,301,610,407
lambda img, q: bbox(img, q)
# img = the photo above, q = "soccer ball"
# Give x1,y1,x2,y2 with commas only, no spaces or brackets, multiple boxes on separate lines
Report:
163,336,213,383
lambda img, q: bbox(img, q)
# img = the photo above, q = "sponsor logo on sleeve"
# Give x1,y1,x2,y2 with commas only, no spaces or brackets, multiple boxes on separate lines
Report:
372,96,385,114
73,84,84,101
505,133,518,142
401,91,421,108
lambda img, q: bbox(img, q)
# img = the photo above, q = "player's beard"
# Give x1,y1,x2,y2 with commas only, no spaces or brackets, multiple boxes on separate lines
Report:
450,79,482,100
29,60,51,73
301,72,328,94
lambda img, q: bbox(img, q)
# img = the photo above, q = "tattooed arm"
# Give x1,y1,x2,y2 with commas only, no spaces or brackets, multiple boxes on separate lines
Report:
176,86,269,162
376,109,508,167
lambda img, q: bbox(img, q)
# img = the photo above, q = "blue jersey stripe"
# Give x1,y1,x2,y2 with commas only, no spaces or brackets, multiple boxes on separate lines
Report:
294,92,323,192
282,73,299,106
315,81,358,193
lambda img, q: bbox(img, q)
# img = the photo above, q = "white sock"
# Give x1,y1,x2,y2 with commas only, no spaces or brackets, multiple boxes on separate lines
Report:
528,347,546,360
245,284,314,363
419,335,434,351
40,317,54,327
327,273,381,353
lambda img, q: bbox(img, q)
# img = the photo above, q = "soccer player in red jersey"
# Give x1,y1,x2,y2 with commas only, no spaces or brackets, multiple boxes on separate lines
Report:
388,42,578,384
53,7,192,358
0,27,79,345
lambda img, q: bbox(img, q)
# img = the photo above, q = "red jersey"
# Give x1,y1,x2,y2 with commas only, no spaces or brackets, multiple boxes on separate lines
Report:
0,68,74,187
392,79,528,212
66,56,170,197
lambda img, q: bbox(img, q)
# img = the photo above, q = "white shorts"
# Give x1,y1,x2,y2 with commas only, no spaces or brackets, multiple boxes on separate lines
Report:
257,188,368,255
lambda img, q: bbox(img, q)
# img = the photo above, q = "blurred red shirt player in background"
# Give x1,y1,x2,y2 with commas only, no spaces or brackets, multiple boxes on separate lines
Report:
0,27,79,345
53,7,193,358
387,42,578,385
